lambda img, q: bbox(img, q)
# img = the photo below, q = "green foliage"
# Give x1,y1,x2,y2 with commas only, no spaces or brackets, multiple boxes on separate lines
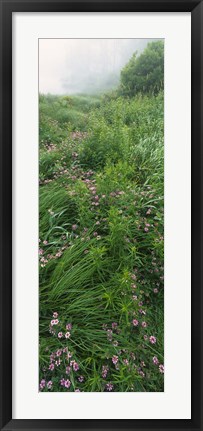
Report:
39,50,164,392
120,41,164,97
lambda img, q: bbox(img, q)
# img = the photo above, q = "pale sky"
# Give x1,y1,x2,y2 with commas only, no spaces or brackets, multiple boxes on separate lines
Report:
39,39,158,95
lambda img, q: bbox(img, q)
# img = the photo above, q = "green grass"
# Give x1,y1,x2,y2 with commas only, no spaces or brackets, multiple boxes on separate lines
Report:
39,91,164,392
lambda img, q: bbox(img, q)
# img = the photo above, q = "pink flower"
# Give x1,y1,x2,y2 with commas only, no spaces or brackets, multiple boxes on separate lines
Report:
49,363,54,371
93,231,98,237
142,321,147,328
50,319,59,326
159,364,164,374
66,323,72,331
149,336,157,344
132,319,139,327
58,332,63,339
144,335,148,341
112,322,118,329
144,227,149,232
106,383,114,391
53,312,58,318
152,356,159,365
75,389,81,392
65,331,71,339
39,379,46,390
60,378,66,386
102,365,109,379
67,351,72,359
56,349,62,357
112,355,118,365
65,379,71,388
78,375,84,382
132,295,138,300
47,381,53,389
66,366,71,375
153,288,159,293
72,224,77,231
131,274,136,281
123,359,129,366
73,362,79,372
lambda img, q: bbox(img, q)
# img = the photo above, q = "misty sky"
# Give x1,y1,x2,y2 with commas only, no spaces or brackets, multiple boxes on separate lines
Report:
39,39,159,95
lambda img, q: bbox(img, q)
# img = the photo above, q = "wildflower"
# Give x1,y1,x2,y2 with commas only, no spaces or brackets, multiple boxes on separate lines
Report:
75,389,81,392
50,319,59,326
39,248,44,255
47,381,53,389
102,365,109,379
58,332,63,339
159,364,164,373
73,362,79,372
60,378,65,386
64,379,71,388
53,312,58,318
142,321,147,328
141,361,146,367
43,240,48,245
132,319,139,327
131,274,136,280
78,375,84,383
123,359,129,366
144,335,148,341
55,359,61,367
113,340,118,347
65,331,71,339
139,370,145,377
153,288,159,293
72,224,77,231
106,383,114,391
112,322,118,329
152,356,159,365
56,349,62,357
67,351,72,359
66,323,72,330
144,227,149,232
39,379,46,390
132,295,138,300
96,235,101,240
66,366,71,375
93,231,98,237
149,336,157,344
49,363,54,371
112,355,118,365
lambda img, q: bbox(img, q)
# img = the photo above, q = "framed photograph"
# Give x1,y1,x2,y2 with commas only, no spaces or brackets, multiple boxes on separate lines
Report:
0,0,202,430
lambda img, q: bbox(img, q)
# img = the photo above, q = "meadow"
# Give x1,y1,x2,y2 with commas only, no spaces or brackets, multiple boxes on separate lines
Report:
39,42,164,392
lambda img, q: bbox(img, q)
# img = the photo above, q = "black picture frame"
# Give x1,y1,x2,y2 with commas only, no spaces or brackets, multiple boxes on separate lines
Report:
0,1,202,430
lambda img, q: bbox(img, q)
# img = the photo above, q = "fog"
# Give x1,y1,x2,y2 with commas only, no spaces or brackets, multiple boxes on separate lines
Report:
39,39,158,95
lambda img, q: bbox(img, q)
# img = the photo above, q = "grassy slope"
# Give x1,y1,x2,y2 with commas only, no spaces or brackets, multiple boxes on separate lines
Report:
39,91,164,392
